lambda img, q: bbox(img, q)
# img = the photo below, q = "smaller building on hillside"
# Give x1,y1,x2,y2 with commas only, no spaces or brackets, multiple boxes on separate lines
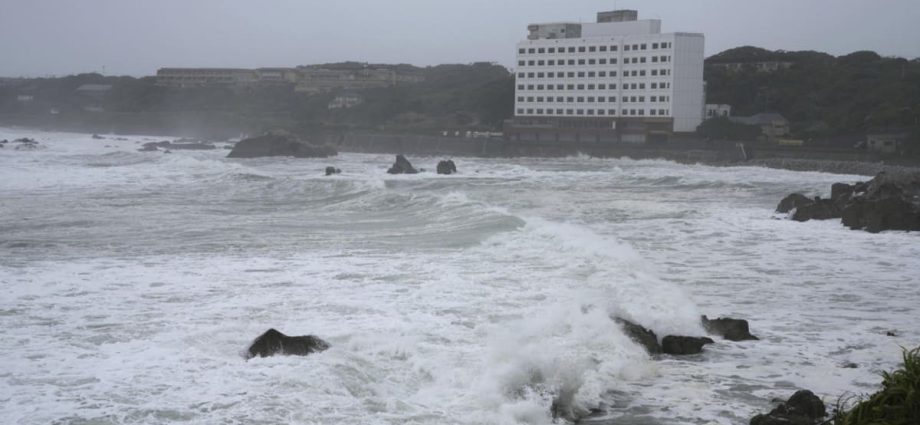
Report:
730,112,789,138
328,92,365,109
705,104,731,118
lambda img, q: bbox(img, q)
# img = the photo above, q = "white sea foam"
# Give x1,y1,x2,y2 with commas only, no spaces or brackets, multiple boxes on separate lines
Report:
1,127,918,425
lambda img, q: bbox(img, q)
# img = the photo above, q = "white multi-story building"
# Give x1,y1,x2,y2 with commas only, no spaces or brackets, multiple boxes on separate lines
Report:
506,10,704,144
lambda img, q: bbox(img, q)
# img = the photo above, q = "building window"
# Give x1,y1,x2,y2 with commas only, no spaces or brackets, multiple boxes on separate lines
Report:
528,84,535,90
652,43,659,49
652,56,659,63
519,48,526,54
568,59,575,65
639,83,645,89
577,72,585,77
546,109,554,115
630,109,636,115
630,96,637,102
577,109,585,115
600,46,608,52
638,109,645,116
567,97,574,102
546,97,554,103
577,84,585,90
536,108,544,114
639,96,645,102
528,60,535,66
622,109,628,115
527,108,534,114
518,60,525,66
609,109,617,116
536,72,544,78
567,84,575,90
548,60,555,66
528,48,536,54
538,48,545,53
578,59,586,65
568,47,576,53
611,58,618,64
651,83,657,89
599,58,607,65
598,109,606,115
598,97,606,103
538,60,545,66
536,96,544,102
527,97,534,102
517,96,524,102
608,96,616,102
548,47,555,53
599,83,606,89
556,109,564,115
640,57,646,63
610,84,617,89
651,69,658,76
517,72,524,78
567,72,575,77
587,96,595,102
587,84,595,90
650,109,657,116
610,71,617,77
650,96,657,102
578,46,586,52
599,71,606,77
517,84,524,90
612,45,618,51
587,109,595,115
577,96,585,102
589,46,596,52
624,45,631,51
556,85,563,91
556,96,564,102
588,59,596,65
517,108,524,114
547,72,554,78
587,71,596,77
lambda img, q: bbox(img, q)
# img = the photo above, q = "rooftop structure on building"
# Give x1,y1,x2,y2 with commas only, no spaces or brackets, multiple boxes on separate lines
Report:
506,10,705,144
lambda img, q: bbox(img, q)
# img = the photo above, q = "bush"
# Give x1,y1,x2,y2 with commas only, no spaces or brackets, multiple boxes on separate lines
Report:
833,347,920,425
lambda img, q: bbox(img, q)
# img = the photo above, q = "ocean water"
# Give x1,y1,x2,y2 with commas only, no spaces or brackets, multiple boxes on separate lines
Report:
1,128,917,425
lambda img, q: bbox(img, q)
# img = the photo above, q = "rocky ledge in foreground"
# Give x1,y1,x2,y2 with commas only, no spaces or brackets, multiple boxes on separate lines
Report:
777,172,920,233
227,132,337,159
246,328,330,359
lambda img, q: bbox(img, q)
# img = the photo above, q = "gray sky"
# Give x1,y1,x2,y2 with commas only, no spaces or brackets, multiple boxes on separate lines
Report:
1,0,918,77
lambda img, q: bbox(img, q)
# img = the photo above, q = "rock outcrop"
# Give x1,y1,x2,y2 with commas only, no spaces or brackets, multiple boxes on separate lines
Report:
325,166,341,176
436,160,457,175
777,172,920,233
661,335,714,355
702,315,758,341
614,318,661,354
227,133,337,158
750,390,827,425
13,138,43,150
246,328,330,359
387,155,418,174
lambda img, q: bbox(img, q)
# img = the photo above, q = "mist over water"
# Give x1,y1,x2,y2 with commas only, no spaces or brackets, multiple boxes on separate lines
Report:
1,129,918,425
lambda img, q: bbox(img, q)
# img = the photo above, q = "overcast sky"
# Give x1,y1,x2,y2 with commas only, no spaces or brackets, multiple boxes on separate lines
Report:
1,0,918,77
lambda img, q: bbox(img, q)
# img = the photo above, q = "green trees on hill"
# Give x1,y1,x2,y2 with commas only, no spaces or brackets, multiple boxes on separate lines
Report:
705,46,920,144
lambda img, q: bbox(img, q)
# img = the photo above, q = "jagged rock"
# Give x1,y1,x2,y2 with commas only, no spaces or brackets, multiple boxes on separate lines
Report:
702,315,758,341
246,328,330,359
750,390,826,425
227,133,337,158
387,154,418,174
779,172,920,233
324,166,341,176
91,134,105,140
792,197,840,221
661,335,714,355
437,160,458,175
831,183,854,201
776,193,812,214
13,138,43,150
614,318,661,354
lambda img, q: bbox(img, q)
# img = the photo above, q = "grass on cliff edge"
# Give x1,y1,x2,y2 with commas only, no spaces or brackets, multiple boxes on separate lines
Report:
832,346,920,425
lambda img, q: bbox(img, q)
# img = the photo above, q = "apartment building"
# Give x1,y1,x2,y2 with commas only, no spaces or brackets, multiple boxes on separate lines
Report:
505,10,704,144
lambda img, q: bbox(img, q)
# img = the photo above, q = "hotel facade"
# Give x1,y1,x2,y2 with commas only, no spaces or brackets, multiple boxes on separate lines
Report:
505,10,704,144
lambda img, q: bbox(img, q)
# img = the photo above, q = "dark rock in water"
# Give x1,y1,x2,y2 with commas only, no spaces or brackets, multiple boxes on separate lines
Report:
436,160,458,175
13,138,43,150
661,335,714,355
324,166,341,176
387,154,418,174
614,317,661,354
227,133,337,159
776,193,812,214
702,315,758,341
750,390,826,425
92,134,105,140
792,197,840,221
886,330,898,337
831,183,854,201
778,172,920,233
246,328,330,359
138,144,159,152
